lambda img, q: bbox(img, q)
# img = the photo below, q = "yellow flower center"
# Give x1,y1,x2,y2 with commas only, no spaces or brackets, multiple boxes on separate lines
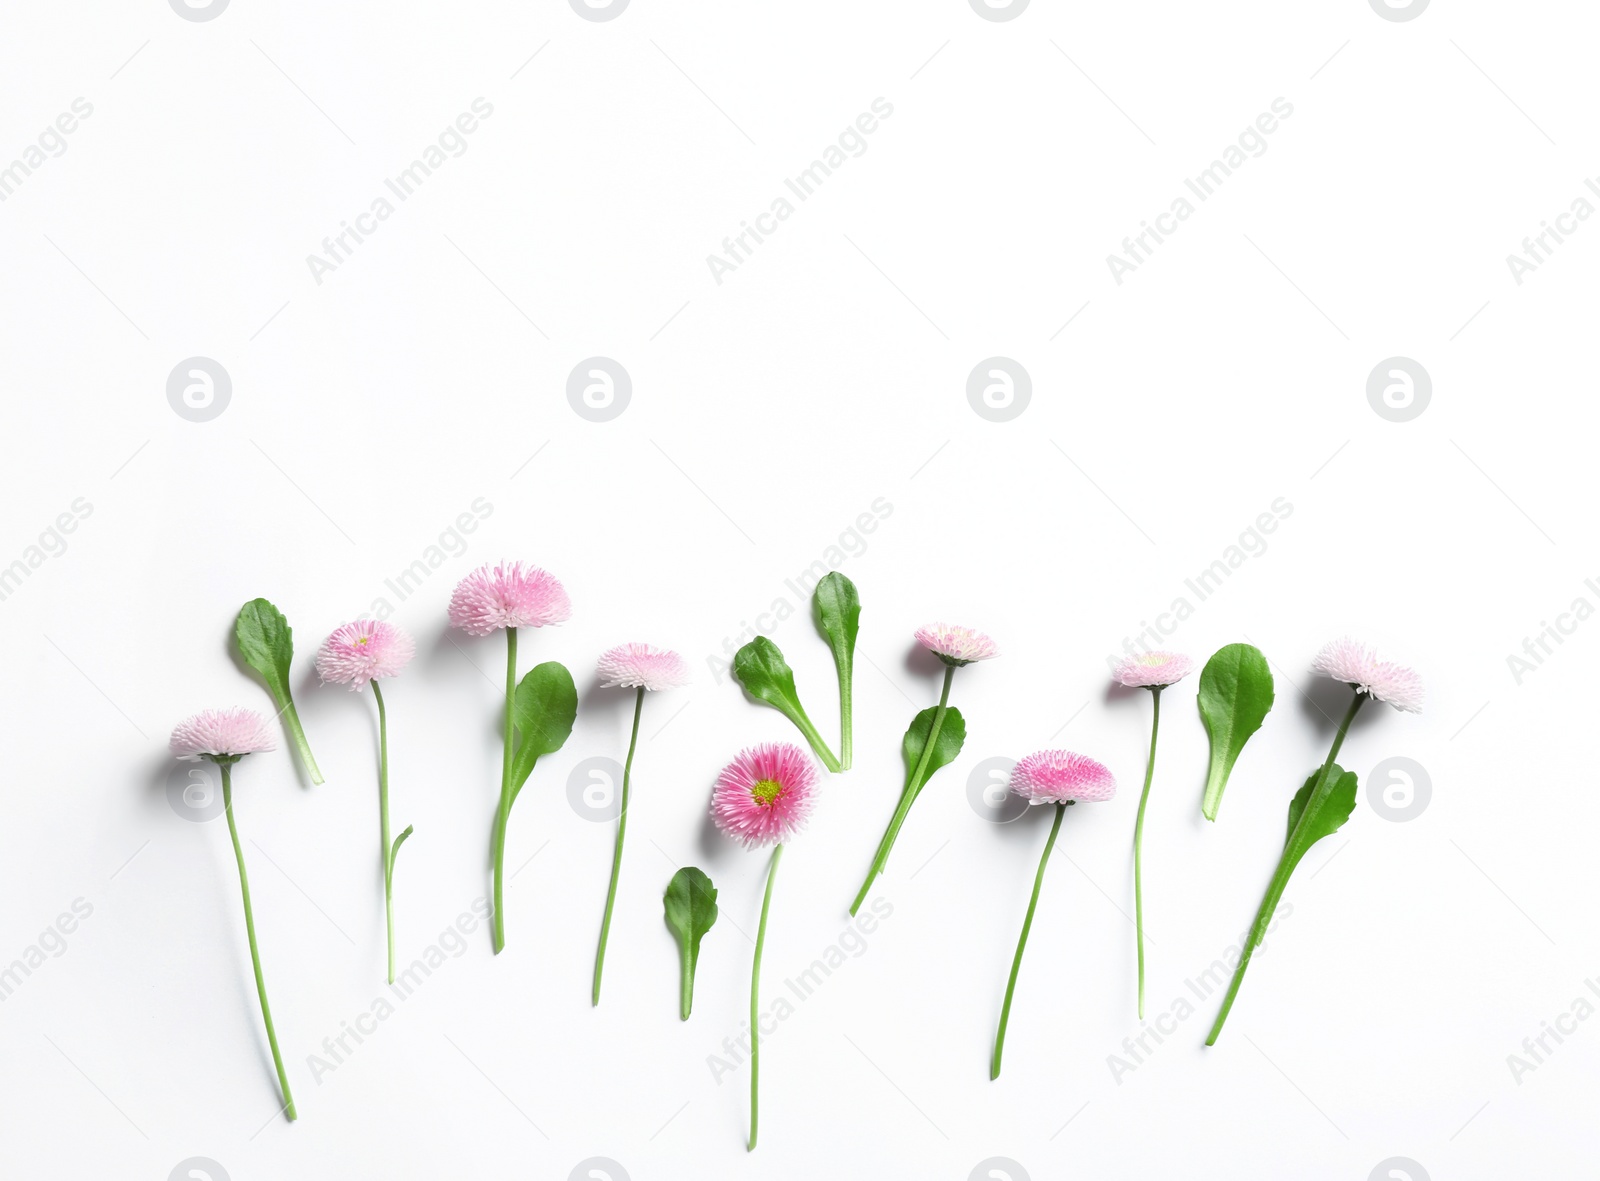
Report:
751,778,784,806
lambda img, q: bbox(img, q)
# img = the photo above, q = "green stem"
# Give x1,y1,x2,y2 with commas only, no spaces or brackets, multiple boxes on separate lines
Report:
749,843,783,1152
373,681,397,985
1206,691,1366,1045
1133,686,1162,1021
849,664,954,915
992,801,1066,1080
220,762,297,1122
680,943,695,1021
838,665,853,772
282,701,324,785
790,709,842,774
593,686,644,1005
491,627,517,954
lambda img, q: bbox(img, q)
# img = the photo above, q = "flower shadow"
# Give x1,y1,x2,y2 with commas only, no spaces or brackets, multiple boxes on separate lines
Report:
1294,675,1383,746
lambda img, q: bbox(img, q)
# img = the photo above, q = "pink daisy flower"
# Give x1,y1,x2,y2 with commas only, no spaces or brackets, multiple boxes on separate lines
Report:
597,642,690,692
989,746,1114,1079
1009,750,1117,805
711,743,820,848
1113,650,1194,689
1312,637,1424,713
591,640,690,1004
315,619,415,691
170,708,276,761
447,561,572,636
915,622,999,667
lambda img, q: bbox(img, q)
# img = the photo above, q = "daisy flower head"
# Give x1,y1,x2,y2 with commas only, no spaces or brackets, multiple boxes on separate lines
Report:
447,561,572,636
1312,637,1424,713
315,619,415,690
597,642,690,692
711,742,820,848
170,708,276,762
1113,650,1194,689
915,623,999,667
1009,750,1117,805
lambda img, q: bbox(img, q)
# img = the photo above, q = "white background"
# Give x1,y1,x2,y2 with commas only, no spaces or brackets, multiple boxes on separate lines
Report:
0,1,1592,1177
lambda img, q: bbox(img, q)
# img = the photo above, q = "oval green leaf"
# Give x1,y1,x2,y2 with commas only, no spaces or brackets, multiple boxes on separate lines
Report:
664,867,718,1020
1197,642,1274,821
813,573,860,770
234,597,322,784
732,636,840,772
509,661,578,799
901,705,966,793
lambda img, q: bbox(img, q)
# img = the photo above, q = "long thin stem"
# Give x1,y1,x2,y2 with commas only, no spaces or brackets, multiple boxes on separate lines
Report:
1206,691,1365,1045
838,666,853,772
593,686,644,1005
991,801,1066,1080
220,762,297,1121
282,702,324,785
491,627,517,954
850,664,954,915
749,843,784,1152
372,681,399,984
374,680,392,982
1132,685,1162,1020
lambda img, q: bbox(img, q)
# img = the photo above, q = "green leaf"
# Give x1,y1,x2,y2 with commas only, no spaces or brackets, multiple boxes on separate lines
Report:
1284,762,1358,858
1206,760,1361,1042
234,598,323,784
235,598,294,700
813,572,860,770
851,705,968,907
901,705,967,793
732,636,840,772
1251,761,1357,948
508,661,578,800
813,573,860,659
1197,643,1275,821
664,867,718,1020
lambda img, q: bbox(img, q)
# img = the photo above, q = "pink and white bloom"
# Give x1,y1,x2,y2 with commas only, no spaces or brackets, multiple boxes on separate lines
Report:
170,708,276,761
1312,637,1424,713
1113,651,1194,689
447,561,572,636
711,743,819,848
315,619,415,690
598,642,690,692
591,641,691,1005
915,622,998,667
1009,750,1118,805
